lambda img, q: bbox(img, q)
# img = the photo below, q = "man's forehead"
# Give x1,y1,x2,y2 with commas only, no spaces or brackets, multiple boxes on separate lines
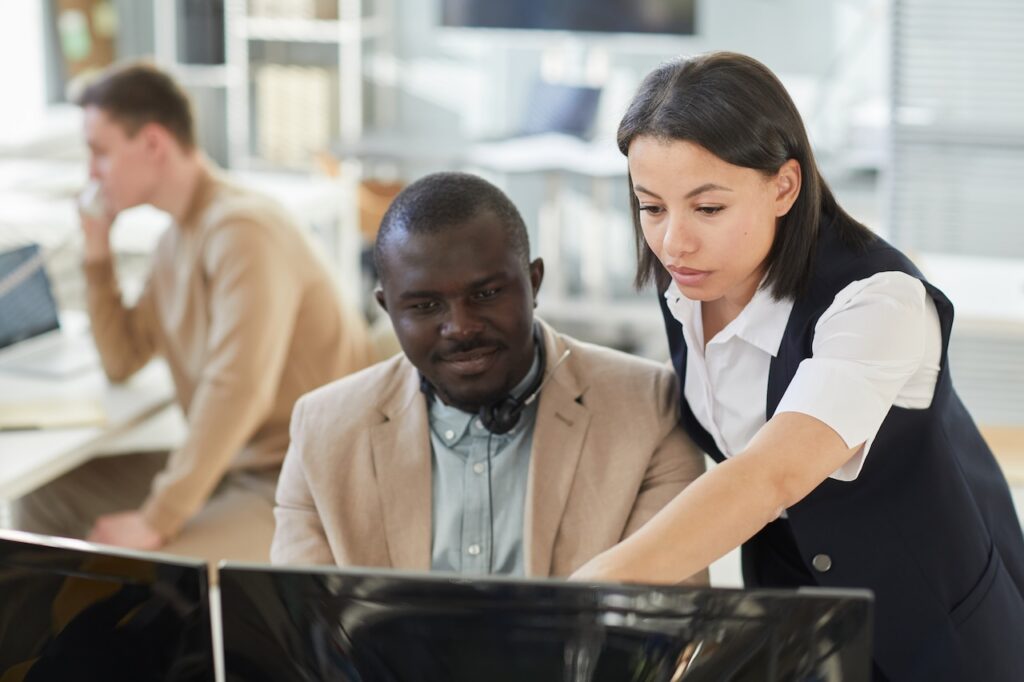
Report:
83,105,110,128
84,106,128,140
390,259,513,295
390,219,512,260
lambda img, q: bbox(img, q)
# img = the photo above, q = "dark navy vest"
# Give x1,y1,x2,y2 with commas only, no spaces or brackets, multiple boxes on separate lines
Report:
659,218,1024,681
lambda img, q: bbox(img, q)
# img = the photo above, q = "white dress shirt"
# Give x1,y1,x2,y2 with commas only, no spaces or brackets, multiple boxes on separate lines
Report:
665,271,942,482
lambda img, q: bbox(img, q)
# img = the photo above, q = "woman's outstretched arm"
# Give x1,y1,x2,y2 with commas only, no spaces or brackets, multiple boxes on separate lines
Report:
571,411,861,584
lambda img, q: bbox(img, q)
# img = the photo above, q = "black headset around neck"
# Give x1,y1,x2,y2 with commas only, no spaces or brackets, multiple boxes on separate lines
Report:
478,324,547,434
420,323,548,435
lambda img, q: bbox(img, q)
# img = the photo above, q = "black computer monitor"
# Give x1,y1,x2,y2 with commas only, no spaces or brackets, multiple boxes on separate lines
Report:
441,0,697,35
0,530,215,681
220,564,873,682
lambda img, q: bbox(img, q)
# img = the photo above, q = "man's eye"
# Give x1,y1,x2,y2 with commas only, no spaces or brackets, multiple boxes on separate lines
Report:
411,301,438,312
475,288,499,300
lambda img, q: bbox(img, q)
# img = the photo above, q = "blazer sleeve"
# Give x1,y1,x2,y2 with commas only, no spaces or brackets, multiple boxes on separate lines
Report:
271,397,335,565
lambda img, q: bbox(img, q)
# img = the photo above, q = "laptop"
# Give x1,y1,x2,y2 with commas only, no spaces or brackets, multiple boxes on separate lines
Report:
219,564,874,681
0,243,99,377
0,529,215,681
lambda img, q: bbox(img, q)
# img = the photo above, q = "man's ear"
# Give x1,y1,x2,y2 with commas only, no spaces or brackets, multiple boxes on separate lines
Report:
375,288,387,311
138,122,171,161
529,257,544,307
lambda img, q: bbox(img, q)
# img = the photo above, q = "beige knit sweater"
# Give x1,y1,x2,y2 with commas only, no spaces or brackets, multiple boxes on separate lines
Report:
84,163,371,538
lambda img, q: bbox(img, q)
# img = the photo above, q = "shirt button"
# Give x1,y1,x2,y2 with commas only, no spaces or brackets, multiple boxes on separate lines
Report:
473,462,486,475
473,418,483,429
467,544,481,556
812,554,833,573
444,429,455,441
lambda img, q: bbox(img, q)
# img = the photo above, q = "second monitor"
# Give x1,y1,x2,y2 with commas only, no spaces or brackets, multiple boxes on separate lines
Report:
219,563,873,682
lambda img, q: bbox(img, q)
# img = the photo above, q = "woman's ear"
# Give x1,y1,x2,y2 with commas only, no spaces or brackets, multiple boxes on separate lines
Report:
774,158,802,217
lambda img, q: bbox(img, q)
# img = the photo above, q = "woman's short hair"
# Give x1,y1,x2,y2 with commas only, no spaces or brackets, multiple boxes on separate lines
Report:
618,51,873,298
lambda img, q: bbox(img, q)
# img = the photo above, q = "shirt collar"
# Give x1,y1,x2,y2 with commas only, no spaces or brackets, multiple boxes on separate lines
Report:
663,279,794,358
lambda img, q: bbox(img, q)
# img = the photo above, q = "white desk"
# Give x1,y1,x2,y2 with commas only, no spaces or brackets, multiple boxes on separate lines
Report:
0,356,182,502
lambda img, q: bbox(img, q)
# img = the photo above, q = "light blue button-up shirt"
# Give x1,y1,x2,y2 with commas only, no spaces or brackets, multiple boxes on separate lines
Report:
428,350,541,576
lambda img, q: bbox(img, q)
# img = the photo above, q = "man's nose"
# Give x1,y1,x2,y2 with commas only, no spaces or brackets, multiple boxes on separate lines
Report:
441,301,485,339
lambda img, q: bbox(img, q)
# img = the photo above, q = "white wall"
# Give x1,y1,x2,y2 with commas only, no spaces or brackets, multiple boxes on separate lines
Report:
0,3,48,136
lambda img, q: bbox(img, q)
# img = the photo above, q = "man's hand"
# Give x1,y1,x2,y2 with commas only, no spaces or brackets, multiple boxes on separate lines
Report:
78,191,117,263
87,511,165,551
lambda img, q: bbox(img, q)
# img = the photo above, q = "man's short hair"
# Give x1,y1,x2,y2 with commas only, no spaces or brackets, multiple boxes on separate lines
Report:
373,172,530,281
77,62,196,150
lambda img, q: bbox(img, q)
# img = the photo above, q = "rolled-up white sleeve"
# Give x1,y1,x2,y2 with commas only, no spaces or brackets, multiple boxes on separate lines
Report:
775,272,933,481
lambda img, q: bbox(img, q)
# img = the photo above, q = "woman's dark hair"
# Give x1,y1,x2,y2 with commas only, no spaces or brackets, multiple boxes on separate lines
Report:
618,51,874,298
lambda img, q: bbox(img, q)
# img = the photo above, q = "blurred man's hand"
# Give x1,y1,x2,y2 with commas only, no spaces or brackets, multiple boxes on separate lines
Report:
78,183,116,262
87,511,165,551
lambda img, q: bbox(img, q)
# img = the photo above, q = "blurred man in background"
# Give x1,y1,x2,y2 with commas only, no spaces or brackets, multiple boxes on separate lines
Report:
13,62,371,560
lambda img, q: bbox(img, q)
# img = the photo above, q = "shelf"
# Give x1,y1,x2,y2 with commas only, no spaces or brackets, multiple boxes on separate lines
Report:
168,64,236,88
359,16,389,40
239,16,386,43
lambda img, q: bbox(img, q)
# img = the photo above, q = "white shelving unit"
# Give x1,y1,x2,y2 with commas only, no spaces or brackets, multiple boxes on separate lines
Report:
152,2,238,88
151,0,391,171
147,0,392,308
225,0,391,170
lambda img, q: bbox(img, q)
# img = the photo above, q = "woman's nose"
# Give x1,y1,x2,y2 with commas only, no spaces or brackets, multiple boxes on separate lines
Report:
661,215,699,260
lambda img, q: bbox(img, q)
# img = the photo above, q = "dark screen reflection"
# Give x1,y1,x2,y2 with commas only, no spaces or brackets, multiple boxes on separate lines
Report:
220,566,873,682
0,532,214,682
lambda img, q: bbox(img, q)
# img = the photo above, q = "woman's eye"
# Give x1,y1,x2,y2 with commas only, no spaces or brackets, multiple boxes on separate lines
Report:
638,205,664,216
696,206,724,216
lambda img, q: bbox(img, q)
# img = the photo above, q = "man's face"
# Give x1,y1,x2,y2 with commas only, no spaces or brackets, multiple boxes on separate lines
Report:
83,105,159,214
377,212,543,413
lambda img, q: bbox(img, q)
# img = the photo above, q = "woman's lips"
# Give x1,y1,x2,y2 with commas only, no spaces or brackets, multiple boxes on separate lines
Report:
441,346,500,376
668,266,711,287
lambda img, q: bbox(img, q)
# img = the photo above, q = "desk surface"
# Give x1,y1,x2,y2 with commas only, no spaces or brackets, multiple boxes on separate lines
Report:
0,356,180,501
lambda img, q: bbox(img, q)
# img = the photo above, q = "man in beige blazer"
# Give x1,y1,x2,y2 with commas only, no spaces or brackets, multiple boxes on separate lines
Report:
272,172,706,579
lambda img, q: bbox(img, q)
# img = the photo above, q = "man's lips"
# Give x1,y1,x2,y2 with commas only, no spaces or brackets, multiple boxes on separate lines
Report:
667,265,711,287
438,345,502,375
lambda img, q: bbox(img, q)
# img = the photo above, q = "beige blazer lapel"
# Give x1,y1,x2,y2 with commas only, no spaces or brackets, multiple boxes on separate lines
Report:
369,365,432,571
524,324,590,577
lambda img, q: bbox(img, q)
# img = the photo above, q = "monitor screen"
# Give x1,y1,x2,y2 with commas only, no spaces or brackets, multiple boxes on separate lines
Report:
220,565,873,681
441,0,697,35
0,531,215,681
0,244,61,350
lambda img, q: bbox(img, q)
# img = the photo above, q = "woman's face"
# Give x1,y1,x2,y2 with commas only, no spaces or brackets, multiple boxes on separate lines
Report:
628,135,800,307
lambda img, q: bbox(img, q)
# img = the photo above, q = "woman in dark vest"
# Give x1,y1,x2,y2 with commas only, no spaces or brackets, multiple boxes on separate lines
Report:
572,52,1024,681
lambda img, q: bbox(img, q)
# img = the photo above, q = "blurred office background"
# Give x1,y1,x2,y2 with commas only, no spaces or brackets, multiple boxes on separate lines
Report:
1,0,1022,483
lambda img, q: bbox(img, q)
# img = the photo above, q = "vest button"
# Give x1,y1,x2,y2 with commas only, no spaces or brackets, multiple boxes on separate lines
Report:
812,554,833,573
